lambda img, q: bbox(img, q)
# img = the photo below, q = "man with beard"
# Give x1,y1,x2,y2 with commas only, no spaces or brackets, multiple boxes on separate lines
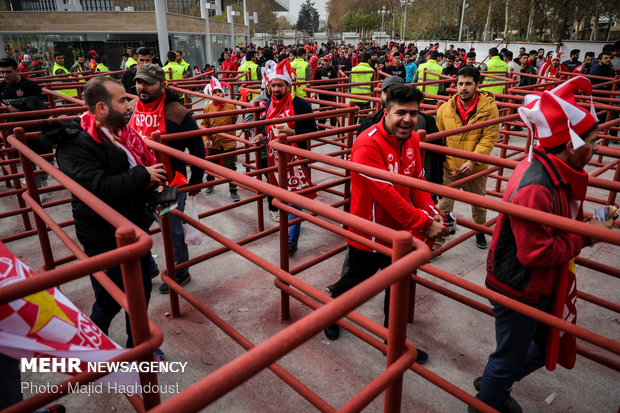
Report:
70,54,87,73
129,64,205,294
562,49,581,72
573,51,595,75
47,76,167,347
590,51,615,90
435,66,499,250
537,52,568,91
122,47,153,96
252,60,317,255
323,85,448,365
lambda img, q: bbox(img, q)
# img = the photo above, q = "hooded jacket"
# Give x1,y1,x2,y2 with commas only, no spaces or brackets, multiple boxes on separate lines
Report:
436,90,499,174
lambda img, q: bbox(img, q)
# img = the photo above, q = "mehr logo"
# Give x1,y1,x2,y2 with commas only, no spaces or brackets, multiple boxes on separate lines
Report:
20,357,189,373
21,357,82,373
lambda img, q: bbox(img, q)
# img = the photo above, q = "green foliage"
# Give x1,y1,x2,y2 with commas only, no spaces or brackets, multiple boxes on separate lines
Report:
343,10,380,32
296,0,320,35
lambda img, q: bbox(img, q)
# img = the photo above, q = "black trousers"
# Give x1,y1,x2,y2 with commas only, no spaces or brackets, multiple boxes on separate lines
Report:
329,244,393,326
84,244,152,348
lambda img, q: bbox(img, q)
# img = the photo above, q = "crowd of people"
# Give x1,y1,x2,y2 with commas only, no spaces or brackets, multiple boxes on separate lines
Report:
1,36,618,413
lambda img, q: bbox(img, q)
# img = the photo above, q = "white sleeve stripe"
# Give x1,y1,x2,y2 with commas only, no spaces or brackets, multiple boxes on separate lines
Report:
428,204,439,215
360,173,395,186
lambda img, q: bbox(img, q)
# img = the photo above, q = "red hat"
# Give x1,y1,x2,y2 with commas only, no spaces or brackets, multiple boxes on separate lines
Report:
322,55,331,61
518,77,598,159
261,60,276,88
549,76,598,135
271,59,293,84
551,52,563,61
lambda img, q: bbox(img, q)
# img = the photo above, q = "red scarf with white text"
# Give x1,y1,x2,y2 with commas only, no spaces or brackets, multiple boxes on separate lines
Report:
129,93,167,140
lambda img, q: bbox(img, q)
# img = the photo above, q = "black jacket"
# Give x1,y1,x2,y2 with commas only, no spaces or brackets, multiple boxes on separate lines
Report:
44,118,151,247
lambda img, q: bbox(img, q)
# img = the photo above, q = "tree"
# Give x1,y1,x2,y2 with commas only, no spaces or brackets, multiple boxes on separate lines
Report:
276,16,292,30
296,0,320,35
247,0,277,35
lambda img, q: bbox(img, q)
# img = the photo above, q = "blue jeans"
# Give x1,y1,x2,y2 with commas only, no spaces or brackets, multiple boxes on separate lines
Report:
84,244,152,348
476,300,548,408
148,193,189,276
288,204,302,246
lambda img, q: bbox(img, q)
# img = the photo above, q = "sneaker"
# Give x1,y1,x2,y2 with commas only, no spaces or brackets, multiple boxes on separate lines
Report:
288,242,297,256
154,348,165,361
472,376,522,413
415,348,429,364
150,267,160,279
475,233,488,249
325,284,336,297
159,273,191,294
268,210,280,222
205,186,213,195
324,324,340,340
230,191,240,202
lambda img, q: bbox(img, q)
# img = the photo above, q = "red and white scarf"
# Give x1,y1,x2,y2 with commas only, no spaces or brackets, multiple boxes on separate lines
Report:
129,93,167,140
80,111,156,167
265,94,315,198
544,152,588,371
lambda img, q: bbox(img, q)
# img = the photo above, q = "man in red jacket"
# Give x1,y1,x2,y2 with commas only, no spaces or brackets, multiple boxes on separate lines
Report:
470,77,614,413
323,85,448,364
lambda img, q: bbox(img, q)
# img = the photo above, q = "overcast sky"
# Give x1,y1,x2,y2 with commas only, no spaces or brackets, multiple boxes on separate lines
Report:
281,0,328,23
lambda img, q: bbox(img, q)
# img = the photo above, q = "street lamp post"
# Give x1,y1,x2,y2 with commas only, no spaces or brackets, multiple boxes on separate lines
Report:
458,0,467,42
377,6,391,46
401,0,413,42
227,5,241,51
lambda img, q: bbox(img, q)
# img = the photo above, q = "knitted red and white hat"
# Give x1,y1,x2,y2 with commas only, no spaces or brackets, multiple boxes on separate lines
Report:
270,59,294,84
518,76,598,160
551,52,563,61
203,76,230,95
261,60,276,89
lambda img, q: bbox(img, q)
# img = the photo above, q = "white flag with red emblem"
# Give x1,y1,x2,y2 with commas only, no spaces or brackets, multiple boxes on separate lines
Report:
0,241,139,385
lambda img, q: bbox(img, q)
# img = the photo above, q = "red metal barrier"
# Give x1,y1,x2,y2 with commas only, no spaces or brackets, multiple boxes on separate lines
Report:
0,73,618,413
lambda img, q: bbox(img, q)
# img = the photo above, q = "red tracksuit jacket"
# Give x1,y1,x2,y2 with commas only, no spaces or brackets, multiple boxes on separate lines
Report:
348,117,437,251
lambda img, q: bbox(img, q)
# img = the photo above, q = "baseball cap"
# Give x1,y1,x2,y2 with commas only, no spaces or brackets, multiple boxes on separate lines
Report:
381,76,404,91
134,64,166,84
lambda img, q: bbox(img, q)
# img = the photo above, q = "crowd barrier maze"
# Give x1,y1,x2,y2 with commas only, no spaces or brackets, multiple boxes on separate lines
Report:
0,70,618,412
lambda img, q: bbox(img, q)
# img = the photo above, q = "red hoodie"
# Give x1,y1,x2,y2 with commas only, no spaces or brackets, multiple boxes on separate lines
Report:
348,117,437,251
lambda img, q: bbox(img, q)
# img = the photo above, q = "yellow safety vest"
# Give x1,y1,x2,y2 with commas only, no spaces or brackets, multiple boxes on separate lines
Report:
125,57,137,70
162,62,185,98
179,59,190,74
415,59,442,100
96,63,109,73
290,58,309,97
480,55,508,95
238,60,259,98
350,63,374,103
52,63,77,98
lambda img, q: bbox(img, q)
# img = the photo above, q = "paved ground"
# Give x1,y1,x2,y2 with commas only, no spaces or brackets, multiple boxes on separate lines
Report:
2,125,619,412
